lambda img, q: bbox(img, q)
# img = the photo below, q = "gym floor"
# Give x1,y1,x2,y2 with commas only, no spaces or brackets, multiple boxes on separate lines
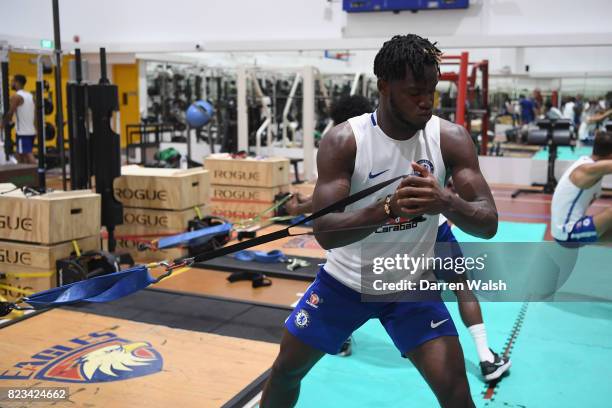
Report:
2,186,610,408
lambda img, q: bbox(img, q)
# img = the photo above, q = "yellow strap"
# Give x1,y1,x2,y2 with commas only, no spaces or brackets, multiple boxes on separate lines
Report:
235,193,294,229
157,266,190,281
0,283,35,296
2,271,54,278
72,240,82,257
194,206,203,220
0,294,24,320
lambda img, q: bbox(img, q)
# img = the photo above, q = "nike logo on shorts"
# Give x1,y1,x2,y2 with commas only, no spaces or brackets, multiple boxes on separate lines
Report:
368,169,389,179
430,319,449,329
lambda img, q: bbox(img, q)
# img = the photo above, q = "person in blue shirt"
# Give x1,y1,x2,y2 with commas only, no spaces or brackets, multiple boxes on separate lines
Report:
519,94,535,124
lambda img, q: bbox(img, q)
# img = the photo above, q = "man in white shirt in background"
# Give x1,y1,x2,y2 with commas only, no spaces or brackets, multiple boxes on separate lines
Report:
562,97,576,122
0,74,37,164
551,131,612,244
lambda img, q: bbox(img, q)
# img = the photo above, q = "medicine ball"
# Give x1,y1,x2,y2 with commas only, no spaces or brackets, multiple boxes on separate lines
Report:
185,100,215,128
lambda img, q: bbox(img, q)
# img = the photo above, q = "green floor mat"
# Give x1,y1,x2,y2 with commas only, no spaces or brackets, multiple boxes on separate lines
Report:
489,302,612,408
533,145,592,161
294,303,524,408
556,245,612,301
451,221,547,243
273,223,603,408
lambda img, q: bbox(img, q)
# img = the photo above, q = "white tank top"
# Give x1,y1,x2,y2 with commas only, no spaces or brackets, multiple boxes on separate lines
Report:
15,90,36,136
323,112,446,292
551,156,602,240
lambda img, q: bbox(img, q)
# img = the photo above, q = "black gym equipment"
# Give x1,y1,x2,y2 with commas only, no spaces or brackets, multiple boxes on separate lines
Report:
44,122,55,141
43,97,54,116
125,122,185,166
1,54,12,160
273,192,292,217
66,49,90,189
91,49,124,253
34,79,47,191
52,0,67,190
186,215,232,256
194,254,322,282
512,118,575,198
56,250,135,286
66,48,124,252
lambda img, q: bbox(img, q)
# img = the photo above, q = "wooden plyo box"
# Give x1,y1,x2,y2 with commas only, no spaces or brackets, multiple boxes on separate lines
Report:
204,156,290,188
107,237,189,263
116,205,209,236
0,268,56,303
0,185,101,245
208,201,275,222
0,235,100,273
113,166,210,210
210,185,290,204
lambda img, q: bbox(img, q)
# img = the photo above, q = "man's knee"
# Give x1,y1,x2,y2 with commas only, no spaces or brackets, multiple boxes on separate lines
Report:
436,371,472,407
268,354,311,388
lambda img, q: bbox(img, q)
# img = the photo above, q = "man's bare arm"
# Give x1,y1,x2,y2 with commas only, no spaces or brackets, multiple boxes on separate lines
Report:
441,122,498,238
586,109,612,124
312,123,389,250
570,160,612,189
0,94,22,129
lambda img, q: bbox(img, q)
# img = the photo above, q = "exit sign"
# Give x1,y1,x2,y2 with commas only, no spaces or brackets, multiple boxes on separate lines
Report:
40,39,54,49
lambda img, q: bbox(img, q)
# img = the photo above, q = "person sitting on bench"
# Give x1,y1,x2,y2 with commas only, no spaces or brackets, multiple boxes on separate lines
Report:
551,131,612,243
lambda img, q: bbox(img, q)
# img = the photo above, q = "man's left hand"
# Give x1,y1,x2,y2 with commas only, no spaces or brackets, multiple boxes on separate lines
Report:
396,162,450,216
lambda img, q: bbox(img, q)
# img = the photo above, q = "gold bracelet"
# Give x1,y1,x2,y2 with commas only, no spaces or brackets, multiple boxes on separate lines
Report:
383,194,396,219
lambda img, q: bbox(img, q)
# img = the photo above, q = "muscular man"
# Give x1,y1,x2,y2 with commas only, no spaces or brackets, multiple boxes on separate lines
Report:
285,91,510,381
0,75,37,164
551,131,612,243
261,35,498,408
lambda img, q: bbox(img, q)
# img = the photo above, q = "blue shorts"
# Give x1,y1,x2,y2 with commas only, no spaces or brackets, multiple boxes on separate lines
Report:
16,135,35,154
286,268,458,356
558,216,598,243
434,222,465,282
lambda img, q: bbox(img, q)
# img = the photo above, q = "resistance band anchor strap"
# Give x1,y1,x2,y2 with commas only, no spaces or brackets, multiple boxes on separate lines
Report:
191,174,405,263
0,173,405,316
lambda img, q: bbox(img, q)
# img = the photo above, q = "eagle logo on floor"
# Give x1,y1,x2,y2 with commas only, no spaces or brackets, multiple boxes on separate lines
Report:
0,331,162,383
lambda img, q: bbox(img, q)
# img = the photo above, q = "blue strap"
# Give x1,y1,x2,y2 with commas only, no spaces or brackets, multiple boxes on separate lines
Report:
23,266,155,309
192,173,405,263
1,173,404,315
290,215,312,226
233,250,287,263
157,223,232,249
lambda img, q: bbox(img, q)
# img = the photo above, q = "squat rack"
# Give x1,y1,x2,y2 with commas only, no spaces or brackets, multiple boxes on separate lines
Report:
438,52,490,155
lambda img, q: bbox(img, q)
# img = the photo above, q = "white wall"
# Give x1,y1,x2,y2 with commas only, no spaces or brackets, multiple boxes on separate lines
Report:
0,0,343,47
2,0,611,79
1,0,611,49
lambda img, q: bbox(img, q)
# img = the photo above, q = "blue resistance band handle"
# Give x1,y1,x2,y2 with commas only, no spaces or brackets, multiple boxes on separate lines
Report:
234,250,287,263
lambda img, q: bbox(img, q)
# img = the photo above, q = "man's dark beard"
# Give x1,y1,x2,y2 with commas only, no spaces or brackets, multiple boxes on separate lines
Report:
389,93,426,132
